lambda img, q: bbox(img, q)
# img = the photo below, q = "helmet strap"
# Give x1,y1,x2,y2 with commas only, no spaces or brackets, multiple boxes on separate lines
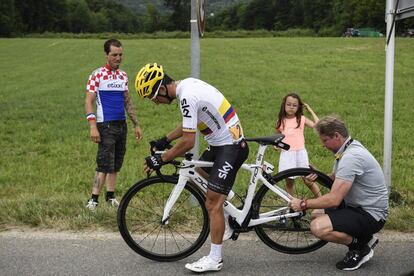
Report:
157,84,174,103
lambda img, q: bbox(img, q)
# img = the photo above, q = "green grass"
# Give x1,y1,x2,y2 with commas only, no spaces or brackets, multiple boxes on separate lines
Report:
0,37,413,232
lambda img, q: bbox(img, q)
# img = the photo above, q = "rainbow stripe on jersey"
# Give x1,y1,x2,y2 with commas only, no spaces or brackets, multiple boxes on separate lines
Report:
218,99,236,123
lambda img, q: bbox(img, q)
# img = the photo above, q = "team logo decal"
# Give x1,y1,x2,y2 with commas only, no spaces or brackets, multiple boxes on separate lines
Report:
218,161,233,179
181,98,192,118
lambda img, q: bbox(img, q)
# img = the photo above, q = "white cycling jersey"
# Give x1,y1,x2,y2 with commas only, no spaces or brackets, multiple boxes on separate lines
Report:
176,78,244,146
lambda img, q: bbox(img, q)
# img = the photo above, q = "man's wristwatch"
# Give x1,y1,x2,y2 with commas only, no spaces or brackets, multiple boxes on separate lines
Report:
300,199,308,211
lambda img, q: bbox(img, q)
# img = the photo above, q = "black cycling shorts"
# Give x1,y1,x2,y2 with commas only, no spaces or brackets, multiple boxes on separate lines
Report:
96,120,127,173
325,206,385,239
199,141,249,195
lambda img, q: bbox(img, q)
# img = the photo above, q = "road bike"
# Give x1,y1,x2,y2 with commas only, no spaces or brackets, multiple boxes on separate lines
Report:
117,134,333,262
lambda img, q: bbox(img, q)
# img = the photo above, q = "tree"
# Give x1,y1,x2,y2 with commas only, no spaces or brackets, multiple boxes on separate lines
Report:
164,0,191,31
0,0,17,36
251,0,277,30
69,0,93,33
143,4,162,33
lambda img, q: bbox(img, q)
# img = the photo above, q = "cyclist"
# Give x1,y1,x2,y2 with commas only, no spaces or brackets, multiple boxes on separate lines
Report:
135,63,249,273
289,115,388,271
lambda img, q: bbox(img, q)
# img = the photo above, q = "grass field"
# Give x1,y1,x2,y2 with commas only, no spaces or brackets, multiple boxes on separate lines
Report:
0,37,413,232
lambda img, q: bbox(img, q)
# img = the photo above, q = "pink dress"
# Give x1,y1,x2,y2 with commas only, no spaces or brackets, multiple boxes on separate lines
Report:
277,116,309,172
278,116,306,151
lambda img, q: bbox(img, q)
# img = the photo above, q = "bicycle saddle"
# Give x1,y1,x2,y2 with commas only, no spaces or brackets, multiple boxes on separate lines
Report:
244,134,290,150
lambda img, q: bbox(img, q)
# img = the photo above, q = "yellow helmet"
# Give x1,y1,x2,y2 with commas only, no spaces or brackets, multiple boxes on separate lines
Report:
135,63,164,98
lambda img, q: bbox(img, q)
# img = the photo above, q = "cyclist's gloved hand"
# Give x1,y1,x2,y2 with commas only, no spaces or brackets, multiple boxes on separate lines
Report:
145,154,165,171
150,136,171,152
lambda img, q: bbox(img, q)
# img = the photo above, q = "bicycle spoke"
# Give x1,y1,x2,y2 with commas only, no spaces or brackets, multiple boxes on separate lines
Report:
254,168,331,254
167,225,197,245
150,226,163,251
130,218,159,234
118,179,209,261
168,192,192,218
127,205,161,218
136,223,162,245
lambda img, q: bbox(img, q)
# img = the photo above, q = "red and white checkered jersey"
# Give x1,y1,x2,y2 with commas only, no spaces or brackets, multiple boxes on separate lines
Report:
86,64,128,122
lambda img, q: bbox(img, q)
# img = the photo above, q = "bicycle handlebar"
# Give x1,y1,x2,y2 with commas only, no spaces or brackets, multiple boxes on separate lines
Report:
147,134,290,180
149,140,173,155
146,142,181,180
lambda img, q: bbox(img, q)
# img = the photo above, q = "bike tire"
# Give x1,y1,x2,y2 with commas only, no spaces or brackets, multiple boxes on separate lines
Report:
253,167,333,254
117,176,209,262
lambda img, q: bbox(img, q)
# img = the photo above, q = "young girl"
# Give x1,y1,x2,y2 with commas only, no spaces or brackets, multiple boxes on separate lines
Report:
275,93,321,198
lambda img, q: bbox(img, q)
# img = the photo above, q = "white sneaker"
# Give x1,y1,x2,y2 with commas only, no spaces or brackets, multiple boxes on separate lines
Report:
223,213,234,241
185,256,223,273
107,198,119,208
86,199,98,211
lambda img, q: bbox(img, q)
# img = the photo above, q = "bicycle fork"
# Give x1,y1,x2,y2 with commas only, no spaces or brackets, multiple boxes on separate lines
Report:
161,176,188,224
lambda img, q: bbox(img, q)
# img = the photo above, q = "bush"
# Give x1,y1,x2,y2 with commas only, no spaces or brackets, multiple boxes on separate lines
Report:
273,28,316,37
318,26,341,37
205,29,274,38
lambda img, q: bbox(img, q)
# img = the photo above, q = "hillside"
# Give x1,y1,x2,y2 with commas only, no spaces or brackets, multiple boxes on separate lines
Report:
117,0,250,15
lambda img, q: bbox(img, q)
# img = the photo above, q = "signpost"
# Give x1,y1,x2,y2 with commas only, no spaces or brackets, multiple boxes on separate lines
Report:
197,0,206,37
384,0,414,191
395,0,414,20
190,0,205,159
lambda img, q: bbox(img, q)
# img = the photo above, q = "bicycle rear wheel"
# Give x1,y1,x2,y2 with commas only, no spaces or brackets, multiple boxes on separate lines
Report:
117,176,209,262
253,168,333,254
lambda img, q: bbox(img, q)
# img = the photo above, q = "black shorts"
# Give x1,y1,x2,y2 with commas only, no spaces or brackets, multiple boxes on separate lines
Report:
96,120,127,173
325,206,385,239
199,141,249,195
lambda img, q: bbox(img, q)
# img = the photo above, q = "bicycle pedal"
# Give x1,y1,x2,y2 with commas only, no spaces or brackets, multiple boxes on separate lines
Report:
231,232,239,241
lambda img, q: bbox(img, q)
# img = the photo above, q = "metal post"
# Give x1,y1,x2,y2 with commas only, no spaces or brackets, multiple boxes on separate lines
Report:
384,0,395,192
190,0,200,159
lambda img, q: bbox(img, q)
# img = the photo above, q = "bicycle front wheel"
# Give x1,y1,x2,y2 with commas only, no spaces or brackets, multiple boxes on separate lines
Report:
253,168,333,254
117,176,209,262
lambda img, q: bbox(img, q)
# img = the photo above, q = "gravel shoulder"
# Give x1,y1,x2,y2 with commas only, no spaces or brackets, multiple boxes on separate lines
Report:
1,228,414,241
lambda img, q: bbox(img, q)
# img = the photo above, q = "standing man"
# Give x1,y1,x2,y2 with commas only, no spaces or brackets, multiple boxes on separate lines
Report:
290,115,388,271
85,39,142,211
135,63,249,273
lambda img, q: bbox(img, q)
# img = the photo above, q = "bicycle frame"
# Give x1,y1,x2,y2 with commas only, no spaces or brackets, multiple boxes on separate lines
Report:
161,143,303,228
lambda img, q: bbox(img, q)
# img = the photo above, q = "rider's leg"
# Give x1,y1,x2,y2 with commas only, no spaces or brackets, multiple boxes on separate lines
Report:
205,189,227,260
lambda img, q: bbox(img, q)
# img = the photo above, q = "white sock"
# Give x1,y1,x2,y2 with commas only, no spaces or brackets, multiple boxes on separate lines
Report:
208,243,222,262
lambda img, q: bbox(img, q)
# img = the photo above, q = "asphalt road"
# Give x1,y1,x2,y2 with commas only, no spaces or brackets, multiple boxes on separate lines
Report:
1,230,413,276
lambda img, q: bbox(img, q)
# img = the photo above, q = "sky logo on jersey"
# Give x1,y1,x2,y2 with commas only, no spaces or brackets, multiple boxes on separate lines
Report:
218,162,233,179
181,98,192,118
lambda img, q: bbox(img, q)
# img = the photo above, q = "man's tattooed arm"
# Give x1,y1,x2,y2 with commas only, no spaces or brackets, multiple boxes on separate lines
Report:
124,91,139,127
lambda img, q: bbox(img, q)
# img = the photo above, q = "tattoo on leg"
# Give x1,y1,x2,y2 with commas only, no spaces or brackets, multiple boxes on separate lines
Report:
93,174,100,188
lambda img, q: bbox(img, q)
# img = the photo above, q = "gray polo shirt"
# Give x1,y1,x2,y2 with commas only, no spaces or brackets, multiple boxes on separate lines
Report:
334,138,389,221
